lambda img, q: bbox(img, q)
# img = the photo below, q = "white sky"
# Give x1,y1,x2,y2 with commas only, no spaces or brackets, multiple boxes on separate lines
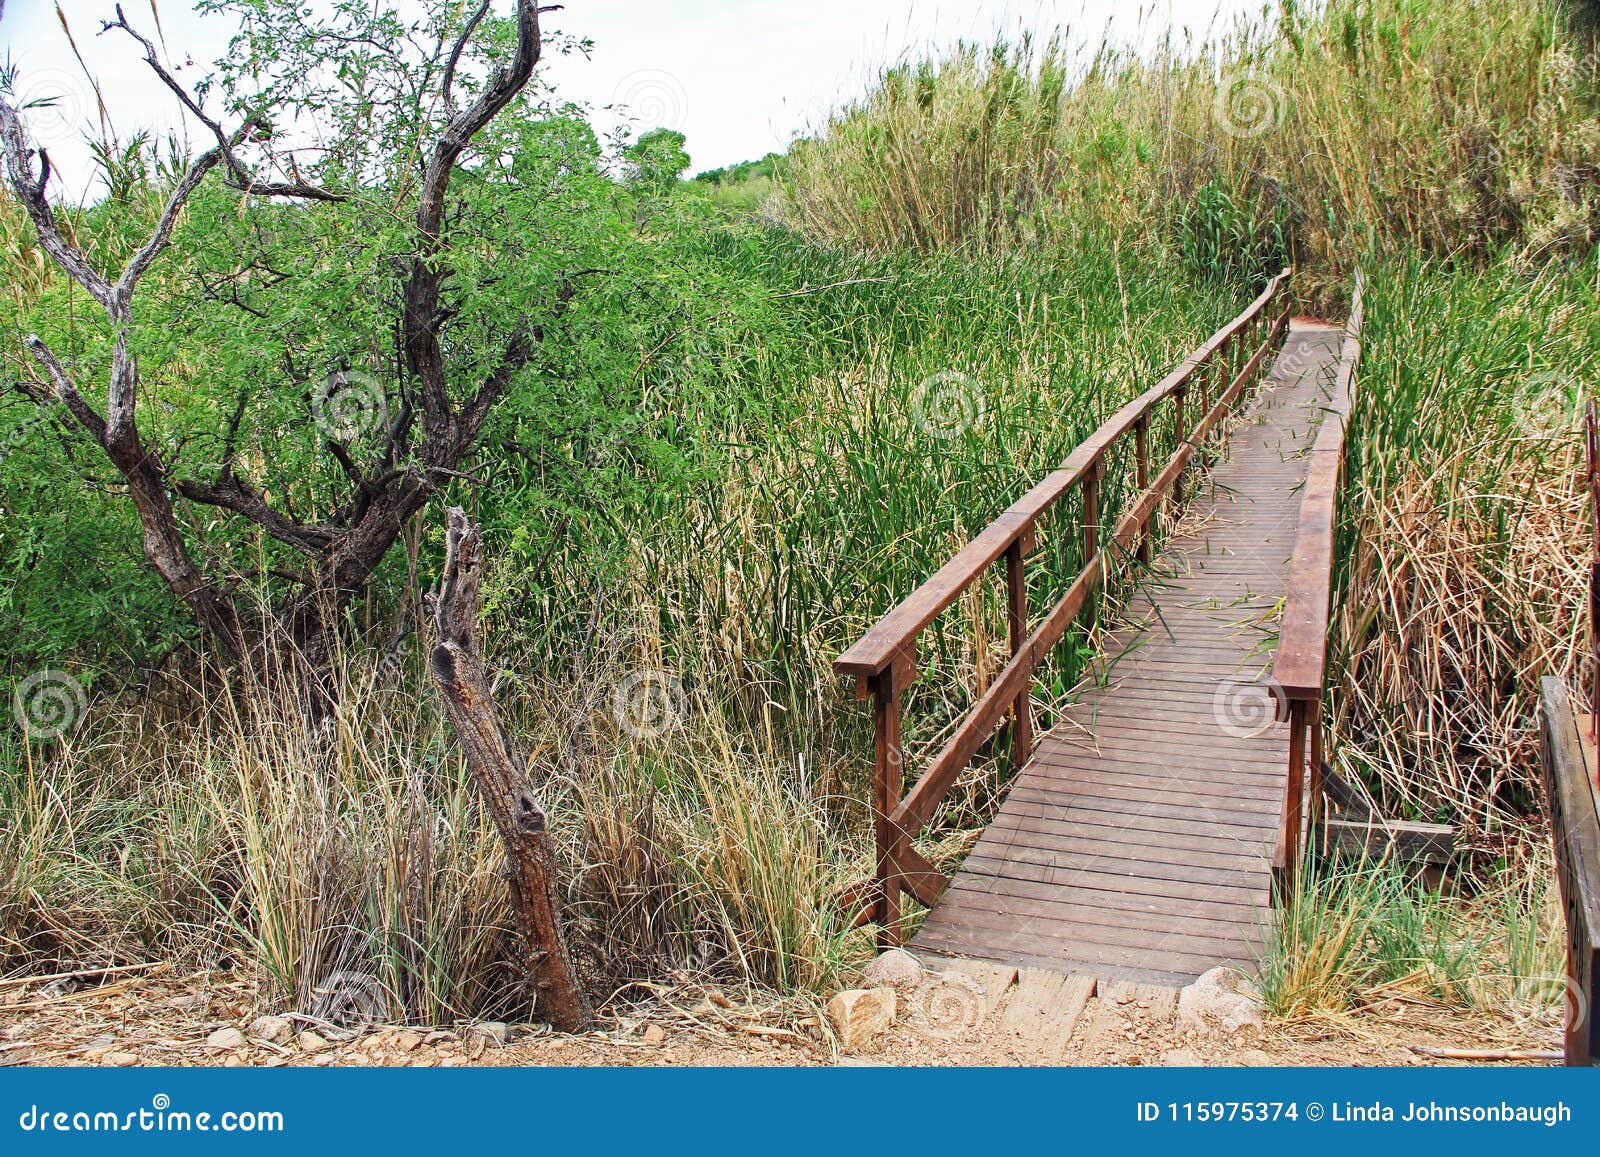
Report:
2,0,1261,199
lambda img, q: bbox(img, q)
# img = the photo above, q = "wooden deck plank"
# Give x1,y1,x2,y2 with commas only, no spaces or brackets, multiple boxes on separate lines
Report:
909,321,1342,985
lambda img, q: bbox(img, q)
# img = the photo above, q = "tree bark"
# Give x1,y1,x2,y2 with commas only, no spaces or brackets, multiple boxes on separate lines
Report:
427,507,594,1033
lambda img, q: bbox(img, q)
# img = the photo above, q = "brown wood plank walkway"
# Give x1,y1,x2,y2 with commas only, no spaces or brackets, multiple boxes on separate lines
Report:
912,320,1344,987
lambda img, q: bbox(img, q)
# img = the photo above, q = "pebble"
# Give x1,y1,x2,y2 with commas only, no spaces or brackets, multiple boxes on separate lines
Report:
391,1031,423,1053
103,1052,139,1067
467,1022,510,1048
297,1031,331,1054
642,1025,666,1045
206,1027,246,1050
247,1015,293,1045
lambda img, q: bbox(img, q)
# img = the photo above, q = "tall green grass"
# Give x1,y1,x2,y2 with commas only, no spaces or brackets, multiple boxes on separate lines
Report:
782,0,1600,300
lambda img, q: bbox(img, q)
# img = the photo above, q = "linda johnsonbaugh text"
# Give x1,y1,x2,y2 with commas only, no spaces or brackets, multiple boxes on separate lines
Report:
1138,1101,1573,1126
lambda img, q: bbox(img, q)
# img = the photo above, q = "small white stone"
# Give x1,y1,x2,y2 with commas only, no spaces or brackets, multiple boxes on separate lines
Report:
205,1027,246,1050
1177,967,1264,1039
247,1015,293,1044
467,1021,510,1048
860,949,925,990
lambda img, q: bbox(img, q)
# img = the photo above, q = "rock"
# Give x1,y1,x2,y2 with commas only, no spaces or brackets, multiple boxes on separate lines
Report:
825,987,896,1052
1162,1047,1205,1067
223,1055,246,1068
205,1027,246,1050
247,1015,293,1045
642,1024,665,1045
296,1030,331,1054
1176,967,1263,1040
861,949,925,990
103,1051,139,1067
467,1022,510,1048
1235,1048,1276,1067
391,1030,423,1053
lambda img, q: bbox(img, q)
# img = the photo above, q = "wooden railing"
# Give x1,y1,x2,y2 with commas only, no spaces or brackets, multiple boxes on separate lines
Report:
1268,272,1365,897
1537,399,1600,1067
1540,676,1600,1066
835,268,1295,946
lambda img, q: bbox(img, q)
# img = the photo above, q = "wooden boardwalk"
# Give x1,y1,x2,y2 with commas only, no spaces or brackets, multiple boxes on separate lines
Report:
912,321,1344,986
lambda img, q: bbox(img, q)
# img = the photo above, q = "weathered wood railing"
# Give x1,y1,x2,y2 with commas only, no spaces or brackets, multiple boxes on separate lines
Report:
1540,677,1600,1066
1535,399,1600,1066
836,269,1294,946
1268,272,1363,898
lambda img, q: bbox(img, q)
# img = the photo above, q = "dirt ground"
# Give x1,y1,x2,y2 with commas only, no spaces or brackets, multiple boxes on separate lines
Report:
0,961,1566,1069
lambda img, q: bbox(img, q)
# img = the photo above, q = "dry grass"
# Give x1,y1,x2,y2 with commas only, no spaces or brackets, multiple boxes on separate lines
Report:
0,633,867,1022
1258,844,1567,1035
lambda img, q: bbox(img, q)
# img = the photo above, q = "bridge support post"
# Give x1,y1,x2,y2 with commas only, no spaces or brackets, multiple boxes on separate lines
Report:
868,652,915,948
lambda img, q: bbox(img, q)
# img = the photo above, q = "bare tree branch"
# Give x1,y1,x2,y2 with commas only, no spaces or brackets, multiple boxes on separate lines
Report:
24,334,108,445
0,103,115,310
113,145,225,308
173,474,337,555
440,0,494,116
103,4,344,203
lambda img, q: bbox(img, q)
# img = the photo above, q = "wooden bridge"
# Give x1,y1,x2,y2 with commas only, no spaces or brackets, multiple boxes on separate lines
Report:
837,269,1365,986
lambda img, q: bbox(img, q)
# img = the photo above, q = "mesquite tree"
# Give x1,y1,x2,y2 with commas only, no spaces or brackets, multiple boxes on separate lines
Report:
0,0,605,679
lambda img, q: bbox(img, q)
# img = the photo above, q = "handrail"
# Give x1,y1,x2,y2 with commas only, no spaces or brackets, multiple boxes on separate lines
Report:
835,268,1295,945
837,268,1293,681
1586,398,1600,747
1268,271,1364,896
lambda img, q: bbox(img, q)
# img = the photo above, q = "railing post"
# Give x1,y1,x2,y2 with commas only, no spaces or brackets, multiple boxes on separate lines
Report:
1134,416,1151,564
1081,463,1101,567
1283,698,1309,894
1005,531,1034,766
1172,387,1188,505
867,652,914,948
1308,699,1324,837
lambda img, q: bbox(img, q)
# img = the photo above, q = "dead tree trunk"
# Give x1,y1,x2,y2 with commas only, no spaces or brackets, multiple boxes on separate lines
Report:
427,507,594,1033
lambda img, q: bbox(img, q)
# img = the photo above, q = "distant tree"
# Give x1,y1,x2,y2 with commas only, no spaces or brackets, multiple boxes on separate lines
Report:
0,0,610,692
622,127,690,194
